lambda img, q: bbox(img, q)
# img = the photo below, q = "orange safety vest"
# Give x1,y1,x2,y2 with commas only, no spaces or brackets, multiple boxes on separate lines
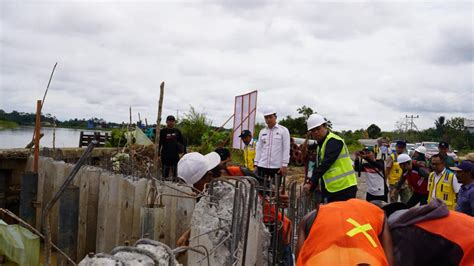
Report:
224,166,292,245
297,199,388,266
260,195,292,245
415,211,474,265
225,166,244,176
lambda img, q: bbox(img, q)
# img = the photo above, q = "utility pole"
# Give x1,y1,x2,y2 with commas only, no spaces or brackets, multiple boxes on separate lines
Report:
405,115,419,131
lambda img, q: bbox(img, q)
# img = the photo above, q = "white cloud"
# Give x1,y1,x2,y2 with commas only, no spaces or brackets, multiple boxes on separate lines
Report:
0,0,472,132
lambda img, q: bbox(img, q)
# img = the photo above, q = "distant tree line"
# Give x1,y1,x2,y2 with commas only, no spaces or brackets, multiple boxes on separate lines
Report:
263,107,473,152
0,109,122,129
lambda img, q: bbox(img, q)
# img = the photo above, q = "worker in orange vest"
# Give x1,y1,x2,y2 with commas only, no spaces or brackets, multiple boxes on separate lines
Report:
296,198,394,266
385,198,474,266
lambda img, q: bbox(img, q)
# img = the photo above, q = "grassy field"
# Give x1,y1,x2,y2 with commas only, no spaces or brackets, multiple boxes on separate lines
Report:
0,120,19,129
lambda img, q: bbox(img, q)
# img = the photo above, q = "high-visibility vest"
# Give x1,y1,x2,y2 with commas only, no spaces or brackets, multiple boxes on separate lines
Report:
243,141,256,171
297,199,388,266
428,170,457,210
225,166,244,176
388,153,403,185
318,132,357,193
415,211,474,265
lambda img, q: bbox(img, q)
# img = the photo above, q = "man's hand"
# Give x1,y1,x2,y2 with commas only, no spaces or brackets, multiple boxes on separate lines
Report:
176,229,191,247
279,166,288,176
389,188,399,199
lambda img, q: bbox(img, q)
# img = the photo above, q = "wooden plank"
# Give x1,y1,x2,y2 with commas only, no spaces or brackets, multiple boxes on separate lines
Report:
35,157,47,229
117,178,135,246
85,168,100,255
76,167,101,260
50,161,68,244
95,173,109,253
131,178,148,243
102,174,119,253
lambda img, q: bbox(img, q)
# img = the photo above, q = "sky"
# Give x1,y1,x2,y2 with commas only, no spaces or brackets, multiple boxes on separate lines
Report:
0,0,473,132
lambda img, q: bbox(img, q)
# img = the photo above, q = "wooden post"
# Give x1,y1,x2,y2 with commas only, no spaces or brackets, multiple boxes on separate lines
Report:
33,100,42,173
129,106,132,129
79,131,84,147
155,82,165,178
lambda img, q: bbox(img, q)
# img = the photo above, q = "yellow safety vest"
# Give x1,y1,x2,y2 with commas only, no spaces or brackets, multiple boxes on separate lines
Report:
318,132,357,193
244,140,256,171
428,170,457,210
388,154,403,185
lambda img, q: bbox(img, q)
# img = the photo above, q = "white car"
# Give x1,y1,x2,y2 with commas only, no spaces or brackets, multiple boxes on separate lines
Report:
421,141,458,161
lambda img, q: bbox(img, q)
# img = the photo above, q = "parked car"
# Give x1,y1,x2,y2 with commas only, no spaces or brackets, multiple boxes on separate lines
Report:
421,141,458,161
407,143,416,157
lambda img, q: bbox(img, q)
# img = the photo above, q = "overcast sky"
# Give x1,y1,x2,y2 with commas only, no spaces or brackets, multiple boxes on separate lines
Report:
1,1,472,132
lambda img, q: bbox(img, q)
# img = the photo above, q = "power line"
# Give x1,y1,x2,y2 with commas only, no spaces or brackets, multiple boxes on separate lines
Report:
405,114,419,131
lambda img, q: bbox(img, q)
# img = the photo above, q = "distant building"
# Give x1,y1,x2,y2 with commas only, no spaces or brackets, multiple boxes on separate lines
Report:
465,119,474,133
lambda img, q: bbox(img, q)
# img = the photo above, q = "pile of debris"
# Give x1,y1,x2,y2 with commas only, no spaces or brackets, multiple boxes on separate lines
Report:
79,239,179,266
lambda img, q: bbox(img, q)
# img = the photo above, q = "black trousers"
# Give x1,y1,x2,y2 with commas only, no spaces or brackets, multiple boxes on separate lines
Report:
322,185,358,203
406,192,428,208
257,167,280,179
366,192,388,202
162,162,177,181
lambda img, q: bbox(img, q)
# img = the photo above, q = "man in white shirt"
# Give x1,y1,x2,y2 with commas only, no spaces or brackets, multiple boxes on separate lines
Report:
254,107,291,180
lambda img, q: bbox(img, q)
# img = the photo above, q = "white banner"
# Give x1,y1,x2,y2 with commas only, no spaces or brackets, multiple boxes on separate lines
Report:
232,90,258,150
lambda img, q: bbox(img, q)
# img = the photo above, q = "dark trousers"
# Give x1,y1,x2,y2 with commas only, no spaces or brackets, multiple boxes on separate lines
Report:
162,162,177,181
322,185,358,203
366,192,388,202
406,192,428,208
257,167,280,179
382,154,386,161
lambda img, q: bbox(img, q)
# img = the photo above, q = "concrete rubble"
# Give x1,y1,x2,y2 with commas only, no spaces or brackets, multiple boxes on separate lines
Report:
188,180,271,266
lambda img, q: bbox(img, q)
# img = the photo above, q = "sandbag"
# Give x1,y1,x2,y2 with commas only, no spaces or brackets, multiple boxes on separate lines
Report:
0,219,40,266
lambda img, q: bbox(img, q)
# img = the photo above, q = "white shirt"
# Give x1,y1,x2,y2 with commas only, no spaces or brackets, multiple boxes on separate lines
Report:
254,123,290,169
430,169,461,199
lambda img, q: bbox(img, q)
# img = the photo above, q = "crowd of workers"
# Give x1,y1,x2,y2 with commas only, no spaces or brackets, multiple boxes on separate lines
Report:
157,108,474,265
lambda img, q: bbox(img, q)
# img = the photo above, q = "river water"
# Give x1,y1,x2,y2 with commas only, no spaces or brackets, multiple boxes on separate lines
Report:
0,126,110,149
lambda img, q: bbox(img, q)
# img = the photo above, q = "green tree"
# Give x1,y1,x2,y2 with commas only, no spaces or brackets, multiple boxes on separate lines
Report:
279,115,307,137
177,106,211,146
435,116,446,139
297,105,315,119
366,124,382,139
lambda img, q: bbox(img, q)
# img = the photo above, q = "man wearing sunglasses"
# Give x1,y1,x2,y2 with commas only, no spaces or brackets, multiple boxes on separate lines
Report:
303,114,358,203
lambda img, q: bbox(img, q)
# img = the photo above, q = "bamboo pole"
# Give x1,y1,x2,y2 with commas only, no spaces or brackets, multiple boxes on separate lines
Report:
155,81,165,178
33,100,42,174
30,63,57,145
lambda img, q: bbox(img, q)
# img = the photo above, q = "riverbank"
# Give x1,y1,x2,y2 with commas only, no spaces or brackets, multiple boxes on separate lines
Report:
0,120,19,129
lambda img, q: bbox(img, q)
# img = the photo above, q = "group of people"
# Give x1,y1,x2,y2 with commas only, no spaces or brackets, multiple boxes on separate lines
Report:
159,108,473,265
356,139,474,217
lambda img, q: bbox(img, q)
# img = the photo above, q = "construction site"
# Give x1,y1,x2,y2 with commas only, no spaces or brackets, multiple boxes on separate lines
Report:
0,133,329,265
1,3,473,265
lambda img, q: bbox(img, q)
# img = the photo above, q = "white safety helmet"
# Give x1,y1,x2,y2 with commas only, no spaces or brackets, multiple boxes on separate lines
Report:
415,146,427,155
177,152,221,185
397,154,412,164
307,114,326,131
262,106,277,116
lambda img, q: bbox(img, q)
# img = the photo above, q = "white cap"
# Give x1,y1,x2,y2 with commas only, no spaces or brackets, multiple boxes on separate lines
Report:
262,106,277,116
415,146,427,155
307,114,326,131
397,154,412,164
177,152,221,185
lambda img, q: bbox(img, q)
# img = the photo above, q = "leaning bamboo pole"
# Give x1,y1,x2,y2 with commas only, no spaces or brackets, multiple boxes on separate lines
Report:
155,81,165,178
